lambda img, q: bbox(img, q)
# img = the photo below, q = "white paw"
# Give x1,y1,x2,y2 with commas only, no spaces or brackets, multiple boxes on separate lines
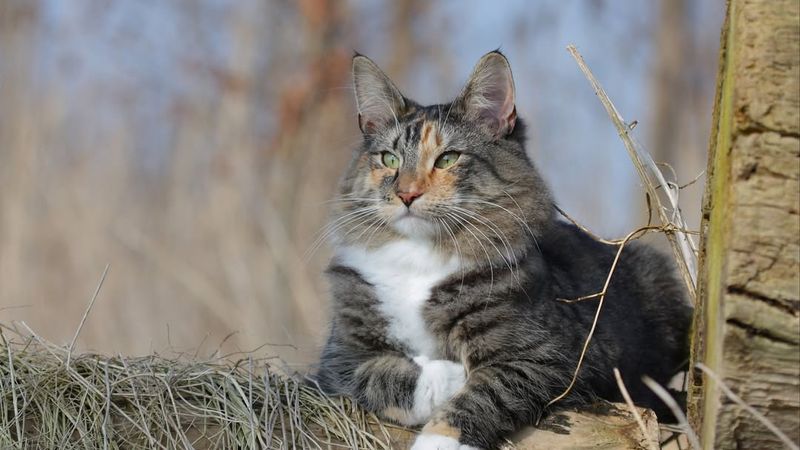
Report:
407,356,466,425
410,433,480,450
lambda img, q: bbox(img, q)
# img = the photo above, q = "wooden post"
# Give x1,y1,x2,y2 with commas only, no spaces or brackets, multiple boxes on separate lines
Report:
689,0,800,448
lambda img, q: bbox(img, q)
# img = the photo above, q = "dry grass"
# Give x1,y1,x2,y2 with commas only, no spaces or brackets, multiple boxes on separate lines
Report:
0,324,406,450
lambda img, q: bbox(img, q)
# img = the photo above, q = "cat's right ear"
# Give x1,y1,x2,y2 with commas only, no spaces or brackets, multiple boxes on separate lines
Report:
455,51,517,138
352,55,406,134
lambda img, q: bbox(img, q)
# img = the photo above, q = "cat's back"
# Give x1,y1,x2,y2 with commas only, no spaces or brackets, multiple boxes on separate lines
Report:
539,221,689,306
536,220,692,376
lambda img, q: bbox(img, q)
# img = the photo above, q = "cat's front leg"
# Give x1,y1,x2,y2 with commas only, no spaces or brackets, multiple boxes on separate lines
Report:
373,355,466,426
407,358,474,450
410,359,573,450
353,355,467,428
318,343,466,426
405,356,467,425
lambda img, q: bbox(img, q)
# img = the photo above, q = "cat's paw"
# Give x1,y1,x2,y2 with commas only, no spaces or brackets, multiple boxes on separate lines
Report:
409,357,466,424
409,433,481,450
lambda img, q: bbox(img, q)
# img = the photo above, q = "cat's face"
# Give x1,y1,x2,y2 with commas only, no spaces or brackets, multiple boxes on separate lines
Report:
331,51,553,263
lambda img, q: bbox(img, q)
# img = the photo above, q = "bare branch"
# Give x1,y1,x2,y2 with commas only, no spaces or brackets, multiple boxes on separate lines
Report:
613,368,659,450
566,45,698,303
642,376,701,450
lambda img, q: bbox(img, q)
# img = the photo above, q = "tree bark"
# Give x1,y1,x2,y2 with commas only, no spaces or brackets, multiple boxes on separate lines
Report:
307,402,660,450
689,0,800,448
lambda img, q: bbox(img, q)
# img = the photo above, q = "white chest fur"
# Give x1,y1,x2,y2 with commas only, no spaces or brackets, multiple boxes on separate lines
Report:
336,239,462,358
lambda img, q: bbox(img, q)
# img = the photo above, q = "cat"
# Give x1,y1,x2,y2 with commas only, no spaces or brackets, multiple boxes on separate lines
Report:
315,50,692,450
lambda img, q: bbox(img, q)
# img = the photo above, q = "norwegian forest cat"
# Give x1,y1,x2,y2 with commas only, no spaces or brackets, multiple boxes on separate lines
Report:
316,51,692,450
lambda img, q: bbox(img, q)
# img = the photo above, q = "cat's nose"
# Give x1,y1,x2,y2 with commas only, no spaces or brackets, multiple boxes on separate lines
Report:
397,190,423,207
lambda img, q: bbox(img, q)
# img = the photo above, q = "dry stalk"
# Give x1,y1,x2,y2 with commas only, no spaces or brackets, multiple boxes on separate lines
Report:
642,376,701,450
67,264,110,367
566,44,698,302
554,204,619,245
613,368,659,450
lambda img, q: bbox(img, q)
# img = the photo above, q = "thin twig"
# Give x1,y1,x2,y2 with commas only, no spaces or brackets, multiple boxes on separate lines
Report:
696,363,799,450
644,193,653,228
556,291,603,304
554,205,618,245
546,226,651,407
67,264,110,367
554,225,666,304
642,376,701,450
613,368,658,450
679,170,706,190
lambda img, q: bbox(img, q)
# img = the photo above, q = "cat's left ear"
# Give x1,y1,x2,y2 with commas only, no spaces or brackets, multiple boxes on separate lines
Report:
455,51,517,138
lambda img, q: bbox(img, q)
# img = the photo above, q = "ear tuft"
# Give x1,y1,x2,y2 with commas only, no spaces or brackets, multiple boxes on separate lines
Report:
352,55,406,134
456,51,516,138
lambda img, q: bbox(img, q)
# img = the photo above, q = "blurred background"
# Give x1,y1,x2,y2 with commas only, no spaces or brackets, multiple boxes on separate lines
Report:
0,0,723,369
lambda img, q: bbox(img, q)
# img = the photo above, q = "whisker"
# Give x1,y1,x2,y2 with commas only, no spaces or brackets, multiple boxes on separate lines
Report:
320,197,382,205
349,214,384,242
450,206,518,269
363,217,388,248
458,197,541,254
450,206,528,293
458,198,534,235
437,217,466,297
305,207,378,259
447,207,518,279
500,190,542,254
443,211,494,295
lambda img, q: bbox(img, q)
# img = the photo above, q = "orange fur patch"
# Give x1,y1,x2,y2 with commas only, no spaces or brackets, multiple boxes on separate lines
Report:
428,163,457,199
418,121,442,165
421,122,432,145
368,165,394,190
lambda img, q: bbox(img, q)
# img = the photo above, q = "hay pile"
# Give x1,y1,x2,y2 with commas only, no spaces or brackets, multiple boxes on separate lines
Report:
0,325,408,449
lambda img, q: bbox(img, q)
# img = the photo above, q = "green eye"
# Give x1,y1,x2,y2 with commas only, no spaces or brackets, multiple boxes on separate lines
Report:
381,152,400,169
434,151,461,169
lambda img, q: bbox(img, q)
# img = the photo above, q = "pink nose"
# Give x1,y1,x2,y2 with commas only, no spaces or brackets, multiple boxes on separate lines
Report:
397,190,423,206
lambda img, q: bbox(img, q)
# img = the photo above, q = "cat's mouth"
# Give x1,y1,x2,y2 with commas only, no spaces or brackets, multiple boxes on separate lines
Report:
397,208,419,218
390,208,436,237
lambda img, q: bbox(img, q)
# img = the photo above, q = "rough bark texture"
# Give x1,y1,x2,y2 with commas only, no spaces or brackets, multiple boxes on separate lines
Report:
505,402,659,450
341,402,660,450
689,0,800,448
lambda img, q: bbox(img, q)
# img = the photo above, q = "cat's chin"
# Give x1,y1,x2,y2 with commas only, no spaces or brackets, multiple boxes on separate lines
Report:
391,214,437,239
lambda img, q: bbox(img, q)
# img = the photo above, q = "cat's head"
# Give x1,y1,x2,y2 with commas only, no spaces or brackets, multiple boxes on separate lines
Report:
331,51,553,263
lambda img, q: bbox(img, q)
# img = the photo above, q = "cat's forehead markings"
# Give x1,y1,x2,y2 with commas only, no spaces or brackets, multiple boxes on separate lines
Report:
421,122,432,144
418,121,443,163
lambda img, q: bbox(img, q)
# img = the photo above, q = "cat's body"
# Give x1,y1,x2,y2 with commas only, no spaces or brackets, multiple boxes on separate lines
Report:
316,51,692,450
